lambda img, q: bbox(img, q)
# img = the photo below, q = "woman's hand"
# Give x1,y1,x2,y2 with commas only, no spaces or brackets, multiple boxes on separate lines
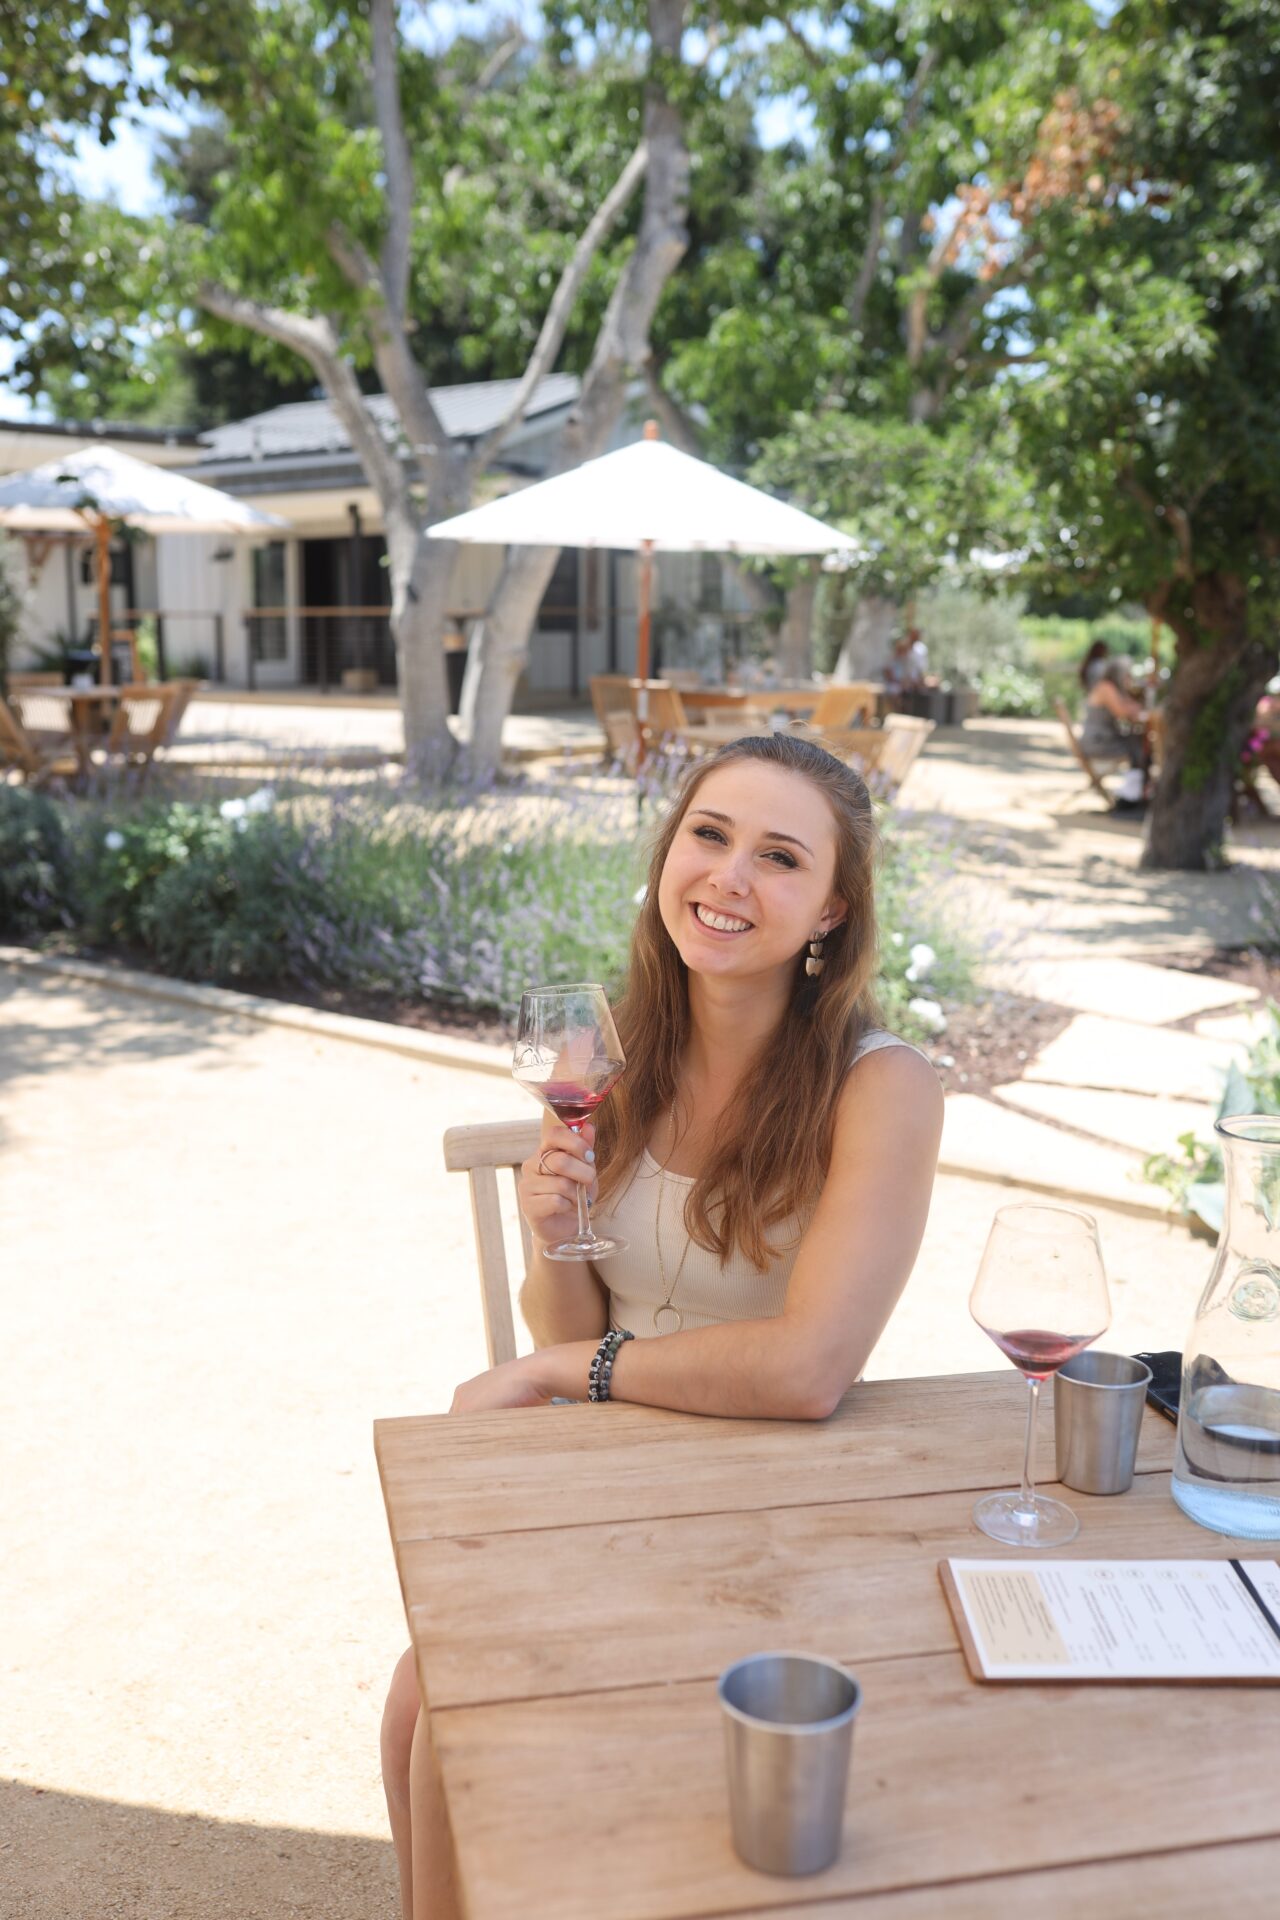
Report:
517,1112,596,1251
450,1355,551,1414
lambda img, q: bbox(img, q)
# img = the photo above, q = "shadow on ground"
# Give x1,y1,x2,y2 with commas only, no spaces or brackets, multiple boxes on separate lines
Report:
0,1779,397,1920
0,968,247,1101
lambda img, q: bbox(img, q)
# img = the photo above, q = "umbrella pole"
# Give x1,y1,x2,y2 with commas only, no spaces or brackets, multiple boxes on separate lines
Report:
95,516,112,686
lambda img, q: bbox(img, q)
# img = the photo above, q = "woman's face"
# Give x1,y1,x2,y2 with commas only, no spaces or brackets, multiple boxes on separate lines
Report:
657,761,846,984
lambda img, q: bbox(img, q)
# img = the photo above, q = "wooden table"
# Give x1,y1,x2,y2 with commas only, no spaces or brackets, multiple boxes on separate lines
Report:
376,1371,1275,1919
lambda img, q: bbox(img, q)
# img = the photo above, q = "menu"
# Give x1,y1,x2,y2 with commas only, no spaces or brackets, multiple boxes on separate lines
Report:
940,1558,1280,1683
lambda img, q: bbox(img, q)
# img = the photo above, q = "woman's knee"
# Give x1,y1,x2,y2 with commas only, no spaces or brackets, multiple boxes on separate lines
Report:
381,1646,422,1780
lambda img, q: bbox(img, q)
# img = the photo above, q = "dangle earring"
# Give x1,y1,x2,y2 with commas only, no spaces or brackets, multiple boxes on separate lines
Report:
805,930,826,978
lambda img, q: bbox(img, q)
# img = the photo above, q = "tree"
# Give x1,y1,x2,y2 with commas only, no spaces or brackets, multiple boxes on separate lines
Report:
188,0,689,780
1009,0,1280,869
655,1,1097,668
0,4,253,404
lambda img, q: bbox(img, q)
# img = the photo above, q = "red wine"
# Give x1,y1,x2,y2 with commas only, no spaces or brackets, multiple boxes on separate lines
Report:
986,1327,1099,1380
539,1079,617,1128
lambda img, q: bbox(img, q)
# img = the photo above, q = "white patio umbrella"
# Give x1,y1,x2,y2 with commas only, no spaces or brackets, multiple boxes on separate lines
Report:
427,421,855,688
0,445,286,685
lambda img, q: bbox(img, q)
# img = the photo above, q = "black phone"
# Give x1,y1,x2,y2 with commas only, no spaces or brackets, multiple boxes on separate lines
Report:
1133,1349,1182,1423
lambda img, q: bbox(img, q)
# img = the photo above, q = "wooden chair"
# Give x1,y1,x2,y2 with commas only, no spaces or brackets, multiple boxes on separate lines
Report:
105,683,182,774
875,713,935,795
630,679,694,757
1054,698,1133,802
820,715,934,798
803,682,880,730
589,674,643,768
160,678,199,747
443,1118,542,1367
0,693,80,784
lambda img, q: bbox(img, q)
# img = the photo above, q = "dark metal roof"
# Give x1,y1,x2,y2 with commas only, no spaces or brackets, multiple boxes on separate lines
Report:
0,415,201,447
195,375,581,465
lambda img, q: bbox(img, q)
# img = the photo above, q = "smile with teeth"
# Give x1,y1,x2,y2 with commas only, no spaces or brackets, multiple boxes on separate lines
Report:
693,902,753,934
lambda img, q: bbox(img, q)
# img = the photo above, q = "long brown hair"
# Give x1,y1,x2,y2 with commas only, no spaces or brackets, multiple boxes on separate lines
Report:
594,734,882,1268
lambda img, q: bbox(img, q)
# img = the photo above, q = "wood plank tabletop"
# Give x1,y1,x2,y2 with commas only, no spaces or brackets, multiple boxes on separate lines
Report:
375,1369,1175,1543
375,1369,1266,1919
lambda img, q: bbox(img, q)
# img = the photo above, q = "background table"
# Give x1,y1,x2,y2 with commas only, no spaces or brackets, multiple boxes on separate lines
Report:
376,1370,1275,1919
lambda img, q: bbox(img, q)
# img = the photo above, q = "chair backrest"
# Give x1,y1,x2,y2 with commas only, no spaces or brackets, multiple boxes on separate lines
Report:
589,674,635,728
443,1118,542,1367
106,684,179,760
630,679,689,738
809,683,878,729
819,725,888,773
0,696,40,774
877,714,935,792
162,678,199,745
8,687,75,749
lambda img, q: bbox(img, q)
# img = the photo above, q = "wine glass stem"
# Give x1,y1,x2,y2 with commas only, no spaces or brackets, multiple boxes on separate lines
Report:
570,1125,593,1241
1017,1377,1041,1514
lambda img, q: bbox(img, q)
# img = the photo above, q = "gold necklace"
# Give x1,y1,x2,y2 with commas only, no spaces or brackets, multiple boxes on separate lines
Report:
653,1106,691,1333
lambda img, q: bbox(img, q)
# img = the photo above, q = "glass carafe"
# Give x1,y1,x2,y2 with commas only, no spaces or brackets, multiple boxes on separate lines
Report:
1172,1114,1280,1538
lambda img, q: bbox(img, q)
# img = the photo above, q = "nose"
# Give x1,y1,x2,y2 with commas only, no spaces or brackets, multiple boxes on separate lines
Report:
709,846,752,897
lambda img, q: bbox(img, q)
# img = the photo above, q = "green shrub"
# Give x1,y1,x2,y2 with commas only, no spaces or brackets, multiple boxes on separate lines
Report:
915,587,1026,687
0,786,76,936
17,783,980,1044
977,663,1049,717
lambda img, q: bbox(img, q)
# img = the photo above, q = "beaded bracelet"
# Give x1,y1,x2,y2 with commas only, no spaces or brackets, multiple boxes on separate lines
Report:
587,1328,634,1403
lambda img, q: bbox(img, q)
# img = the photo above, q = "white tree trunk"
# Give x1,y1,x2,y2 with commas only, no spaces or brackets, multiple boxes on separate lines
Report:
835,594,898,679
778,566,818,680
459,0,690,781
389,519,461,781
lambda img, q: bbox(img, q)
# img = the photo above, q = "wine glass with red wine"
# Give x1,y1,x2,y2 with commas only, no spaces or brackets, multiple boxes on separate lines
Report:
513,983,627,1262
969,1203,1111,1548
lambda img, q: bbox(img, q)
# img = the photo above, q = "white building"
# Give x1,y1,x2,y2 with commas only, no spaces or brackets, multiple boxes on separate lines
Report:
4,379,762,705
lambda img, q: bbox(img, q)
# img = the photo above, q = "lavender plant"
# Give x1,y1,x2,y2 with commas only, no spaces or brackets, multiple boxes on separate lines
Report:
4,776,978,1041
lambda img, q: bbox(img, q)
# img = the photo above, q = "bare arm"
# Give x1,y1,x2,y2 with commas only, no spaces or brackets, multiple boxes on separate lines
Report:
1091,681,1145,724
516,1112,610,1346
457,1049,943,1419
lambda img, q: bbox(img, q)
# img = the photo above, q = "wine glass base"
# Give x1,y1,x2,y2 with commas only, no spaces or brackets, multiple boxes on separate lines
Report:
544,1233,628,1262
973,1490,1079,1549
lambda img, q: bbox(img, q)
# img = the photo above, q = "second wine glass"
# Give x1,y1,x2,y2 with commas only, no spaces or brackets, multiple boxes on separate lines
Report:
513,982,627,1262
970,1203,1111,1548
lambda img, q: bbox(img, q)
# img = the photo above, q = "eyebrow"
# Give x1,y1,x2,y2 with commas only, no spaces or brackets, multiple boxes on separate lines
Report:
688,807,814,857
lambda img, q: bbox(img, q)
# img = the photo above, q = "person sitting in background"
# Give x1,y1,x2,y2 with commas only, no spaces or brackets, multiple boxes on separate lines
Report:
1079,638,1110,692
882,628,929,696
1081,658,1155,807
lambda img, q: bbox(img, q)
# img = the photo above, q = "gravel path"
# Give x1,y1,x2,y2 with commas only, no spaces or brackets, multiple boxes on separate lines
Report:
0,961,1216,1919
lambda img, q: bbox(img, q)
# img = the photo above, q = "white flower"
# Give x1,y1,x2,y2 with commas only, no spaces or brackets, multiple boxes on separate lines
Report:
244,785,276,814
633,883,648,906
905,942,937,984
219,798,247,821
908,996,947,1035
104,829,125,852
890,930,904,946
236,816,249,833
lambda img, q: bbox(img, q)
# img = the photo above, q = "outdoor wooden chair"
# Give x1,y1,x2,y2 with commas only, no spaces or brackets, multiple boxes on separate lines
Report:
159,677,199,747
104,683,182,775
802,682,880,730
589,673,642,768
875,713,935,795
1054,697,1133,801
443,1118,541,1367
1,691,81,785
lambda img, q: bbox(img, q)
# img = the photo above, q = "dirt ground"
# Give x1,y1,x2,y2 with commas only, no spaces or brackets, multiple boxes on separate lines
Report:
1,958,1217,1920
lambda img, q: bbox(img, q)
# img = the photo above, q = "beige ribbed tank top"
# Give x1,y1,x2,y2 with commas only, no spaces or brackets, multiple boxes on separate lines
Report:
597,1030,923,1339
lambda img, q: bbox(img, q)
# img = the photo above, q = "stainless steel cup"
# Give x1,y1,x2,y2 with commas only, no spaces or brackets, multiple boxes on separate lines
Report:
1054,1350,1153,1495
717,1652,860,1876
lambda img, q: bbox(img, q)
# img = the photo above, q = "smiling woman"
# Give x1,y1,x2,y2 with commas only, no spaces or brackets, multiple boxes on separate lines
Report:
382,734,945,1914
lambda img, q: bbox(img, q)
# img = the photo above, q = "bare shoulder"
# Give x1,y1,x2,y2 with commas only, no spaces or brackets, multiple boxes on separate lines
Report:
838,1040,944,1135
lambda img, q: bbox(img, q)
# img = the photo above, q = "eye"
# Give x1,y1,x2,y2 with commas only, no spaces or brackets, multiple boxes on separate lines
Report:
691,825,727,845
764,848,798,869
